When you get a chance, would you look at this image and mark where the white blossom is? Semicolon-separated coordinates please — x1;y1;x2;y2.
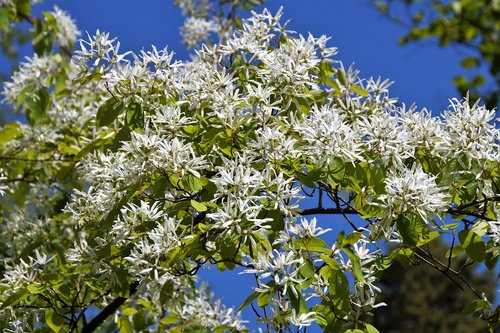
443;95;499;162
48;6;80;48
379;165;450;220
488;217;500;245
180;17;219;48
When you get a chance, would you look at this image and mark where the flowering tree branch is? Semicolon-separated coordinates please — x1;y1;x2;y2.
0;1;498;332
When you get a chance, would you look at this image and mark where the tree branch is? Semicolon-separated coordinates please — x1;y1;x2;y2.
81;281;139;333
447;208;495;221
299;207;357;215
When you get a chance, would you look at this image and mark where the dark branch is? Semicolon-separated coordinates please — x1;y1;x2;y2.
447;208;495;221
81;281;139;333
299;207;357;215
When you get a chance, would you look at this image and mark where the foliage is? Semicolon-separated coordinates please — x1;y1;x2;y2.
0;0;499;332
373;0;500;109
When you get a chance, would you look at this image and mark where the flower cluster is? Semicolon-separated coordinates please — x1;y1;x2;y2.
379;165;450;221
48;6;80;48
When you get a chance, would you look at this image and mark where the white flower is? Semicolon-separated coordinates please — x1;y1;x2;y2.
74;30;129;70
48;6;80;48
399;105;445;154
488;217;500;245
180;17;219;48
289;310;316;328
250;125;299;162
177;283;248;330
242;250;304;296
443;95;499;162
299;104;363;164
360;111;412;166
2;54;61;105
176;0;211;16
379;165;450;220
289;217;331;238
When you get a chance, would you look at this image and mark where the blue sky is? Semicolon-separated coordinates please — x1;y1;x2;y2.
1;0;485;331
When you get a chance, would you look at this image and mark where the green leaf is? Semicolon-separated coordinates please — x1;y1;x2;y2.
463;299;491;315
126;102;144;130
26;88;50;125
351;85;369;96
133;311;147;331
459;229;486;262
445;243;464;259
237;291;259;311
32;29;51;55
16;0;31;18
327;158;346;185
160;315;180;325
484;247;498;271
460;56;479;69
113;267;130;298
328;267;351;315
452;75;468;89
440;223;459;230
472;220;489;237
336;231;361;248
294;236;327;251
0;122;22;144
74;71;101;85
119;316;134;333
397;214;435;247
390;248;414;268
374;254;392;270
122;307;138;316
27;283;46;294
160;280;175;306
96;97;124;127
45;308;64;333
190;200;207;212
337;68;347;86
313;312;328;327
288;287;308;314
320;254;341;271
32;17;52;55
0;288;29;309
344;247;364;284
299;259;315;279
344;330;364;333
112;125;132;151
182;125;199;135
0;8;9;32
319;61;340;92
257;290;272;307
365;323;381;333
471;74;485;87
181;174;206;192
